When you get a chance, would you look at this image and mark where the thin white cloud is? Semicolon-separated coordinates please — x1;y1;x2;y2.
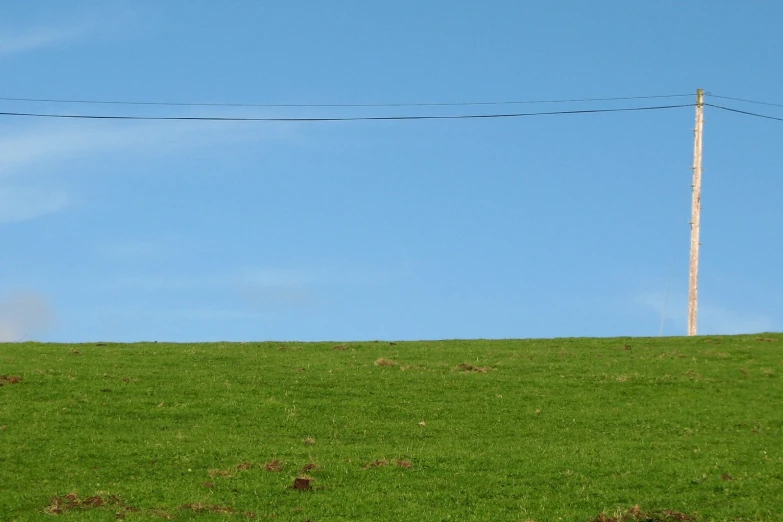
0;119;298;223
108;267;318;293
0;122;214;176
0;123;171;222
699;305;773;335
0;126;112;176
0;185;69;223
0;26;85;56
100;267;316;315
0;119;298;178
99;239;167;260
634;291;773;335
0;3;142;58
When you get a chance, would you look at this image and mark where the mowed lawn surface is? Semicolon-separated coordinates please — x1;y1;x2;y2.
1;335;782;521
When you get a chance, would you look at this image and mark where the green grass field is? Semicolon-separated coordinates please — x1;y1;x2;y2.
1;334;782;521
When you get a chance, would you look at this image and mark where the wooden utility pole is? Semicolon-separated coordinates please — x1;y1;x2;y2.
688;89;705;336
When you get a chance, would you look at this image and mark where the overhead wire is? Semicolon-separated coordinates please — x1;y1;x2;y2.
0;104;693;122
708;94;783;109
0;93;694;108
3;91;781;122
705;103;783;123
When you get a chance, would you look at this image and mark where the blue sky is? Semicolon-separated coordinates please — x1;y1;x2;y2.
0;1;781;342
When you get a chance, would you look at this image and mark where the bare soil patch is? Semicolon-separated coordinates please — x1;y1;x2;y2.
363;459;388;469
209;462;255;478
455;363;490;373
0;375;22;386
264;459;283;472
179;503;256;518
293;477;312;490
590;505;695;521
44;492;134;516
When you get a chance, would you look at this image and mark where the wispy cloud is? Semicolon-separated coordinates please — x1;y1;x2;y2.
0;25;85;56
108;267;318;294
1;117;301;174
0;124;139;223
98;239;168;260
635;291;773;335
0;125;112;176
0;185;69;223
0;3;141;58
0;121;251;176
0;119;297;223
0;291;57;342
699;305;774;335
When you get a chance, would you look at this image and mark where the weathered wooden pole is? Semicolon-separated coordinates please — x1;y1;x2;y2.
688;89;704;336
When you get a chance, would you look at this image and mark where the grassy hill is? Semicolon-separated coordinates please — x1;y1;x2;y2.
1;334;781;521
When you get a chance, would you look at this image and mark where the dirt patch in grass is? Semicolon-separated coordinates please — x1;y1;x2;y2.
209;462;255;478
264;459;283;472
454;363;490;373
179;503;256;518
301;462;320;473
363;459;388;469
293;477;313;490
150;508;176;519
362;459;412;470
374;358;397;367
590;505;695;521
0;375;22;386
44;492;134;516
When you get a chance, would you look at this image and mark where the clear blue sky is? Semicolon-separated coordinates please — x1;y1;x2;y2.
1;1;781;342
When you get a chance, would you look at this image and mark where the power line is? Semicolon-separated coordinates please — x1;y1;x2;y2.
705;103;783;123
709;94;783;109
0;104;693;123
0;93;693;109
